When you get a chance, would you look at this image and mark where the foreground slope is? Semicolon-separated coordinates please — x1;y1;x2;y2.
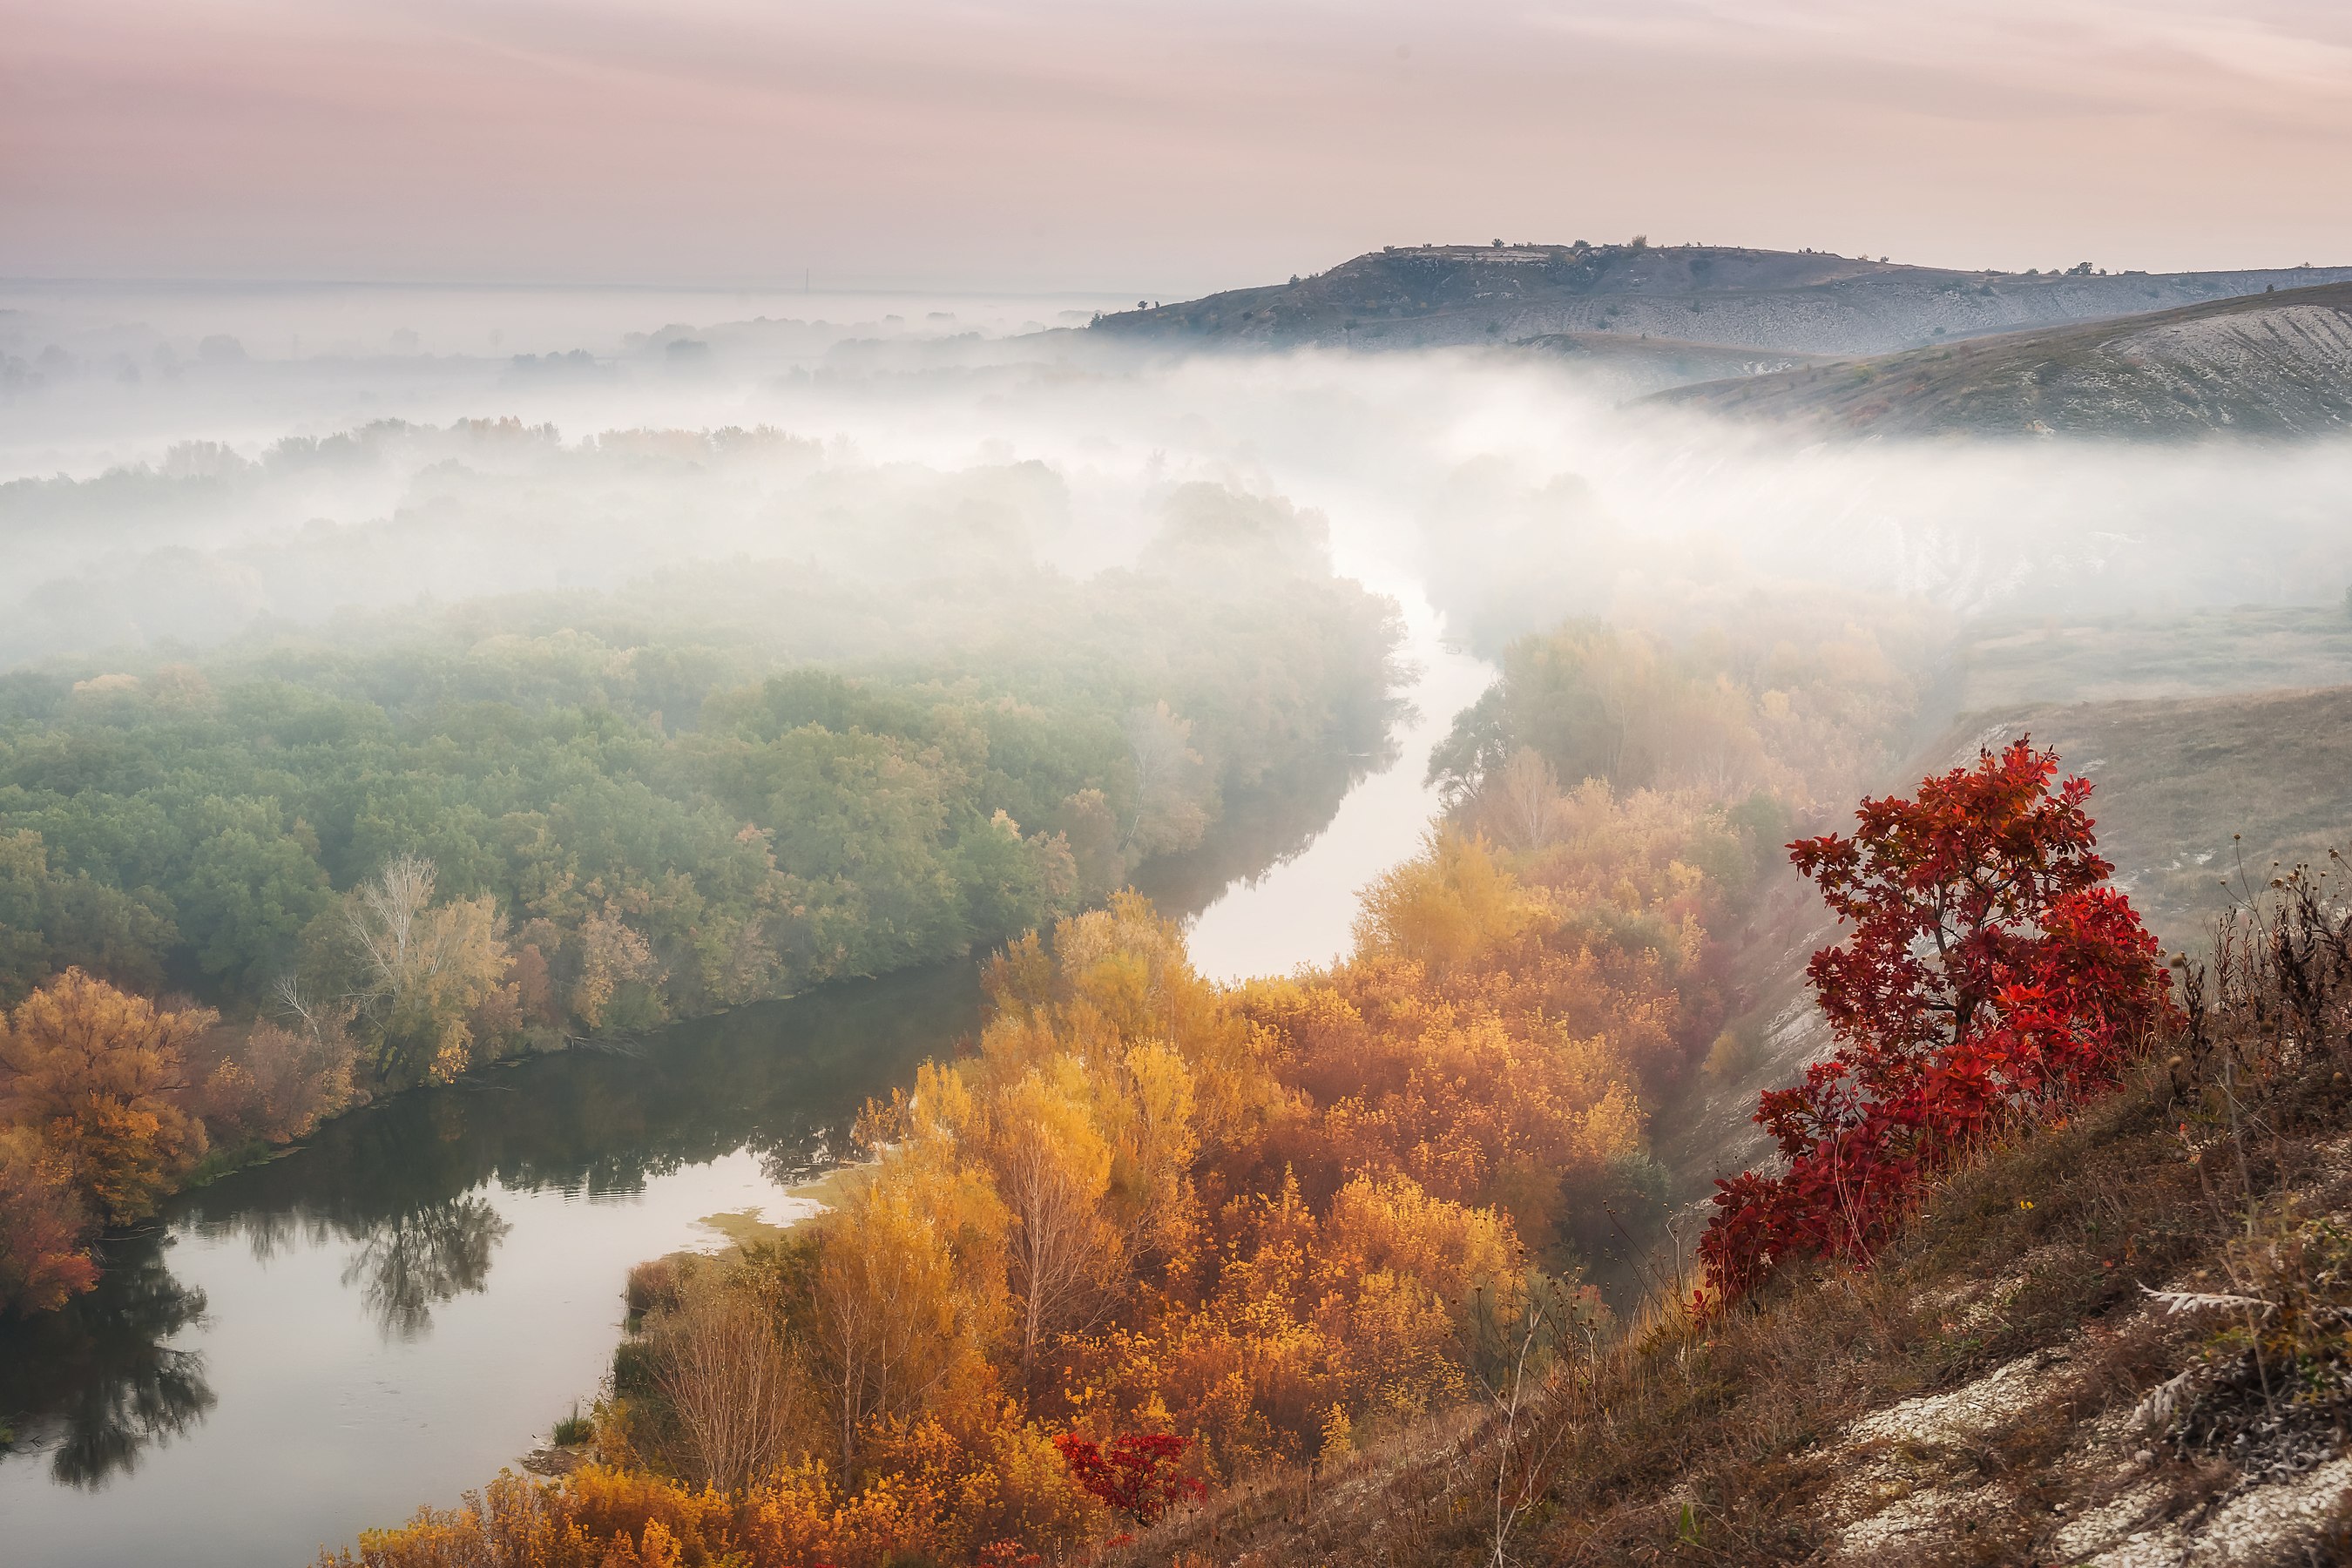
1132;994;2352;1565
1091;243;2352;359
1122;691;2352;1563
1658;282;2352;437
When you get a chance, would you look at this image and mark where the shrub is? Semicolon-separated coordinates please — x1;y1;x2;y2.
1051;1431;1203;1525
1701;740;2177;1295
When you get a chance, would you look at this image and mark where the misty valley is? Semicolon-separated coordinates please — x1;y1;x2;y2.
6;243;2352;1568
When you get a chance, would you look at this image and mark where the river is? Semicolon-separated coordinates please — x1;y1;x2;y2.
0;578;1486;1568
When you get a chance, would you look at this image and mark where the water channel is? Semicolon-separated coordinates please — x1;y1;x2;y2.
0;578;1487;1568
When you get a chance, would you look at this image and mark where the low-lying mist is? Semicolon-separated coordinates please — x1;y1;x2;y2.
7;279;2352;680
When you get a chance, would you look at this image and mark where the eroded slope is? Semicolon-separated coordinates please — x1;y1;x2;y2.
1659;282;2352;437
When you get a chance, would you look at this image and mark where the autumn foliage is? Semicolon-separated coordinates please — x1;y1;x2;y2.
1701;740;2180;1296
326;606;1874;1566
338;810;1742;1564
0;970;222;1314
0;1124;98;1314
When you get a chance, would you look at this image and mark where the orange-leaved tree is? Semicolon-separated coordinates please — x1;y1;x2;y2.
0;968;213;1229
1701;740;2177;1296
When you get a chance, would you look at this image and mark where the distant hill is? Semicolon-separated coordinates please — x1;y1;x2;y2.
1655;280;2352;437
1090;242;2352;358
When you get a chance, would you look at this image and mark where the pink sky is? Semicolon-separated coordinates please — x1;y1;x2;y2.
5;0;2351;293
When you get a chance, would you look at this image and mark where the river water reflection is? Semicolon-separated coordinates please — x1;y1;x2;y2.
0;966;978;1568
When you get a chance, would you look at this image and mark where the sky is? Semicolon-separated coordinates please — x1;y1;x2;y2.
5;0;2352;294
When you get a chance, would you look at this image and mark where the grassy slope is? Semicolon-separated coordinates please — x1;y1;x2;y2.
1656;282;2352;438
1955;606;2352;952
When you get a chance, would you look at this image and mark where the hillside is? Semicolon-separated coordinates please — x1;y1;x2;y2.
1513;331;1834;396
1658;281;2352;438
1089;243;2352;359
1125;680;2352;1567
1132;973;2352;1565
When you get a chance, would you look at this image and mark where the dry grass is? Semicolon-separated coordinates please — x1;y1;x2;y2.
1926;606;2352;953
1958;608;2352;713
1957;685;2352;953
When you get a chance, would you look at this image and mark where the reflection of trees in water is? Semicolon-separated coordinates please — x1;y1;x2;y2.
759;1133;839;1190
2;962;984;1498
173;961;988;1256
341;1197;513;1340
226;1206;336;1264
0;1241;214;1490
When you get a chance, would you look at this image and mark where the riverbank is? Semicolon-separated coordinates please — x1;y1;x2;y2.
0;961;980;1568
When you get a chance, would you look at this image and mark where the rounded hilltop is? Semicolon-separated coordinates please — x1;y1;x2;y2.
1093;240;2352;358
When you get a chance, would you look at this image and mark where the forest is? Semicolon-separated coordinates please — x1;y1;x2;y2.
0;479;1400;1317
3;355;2333;1567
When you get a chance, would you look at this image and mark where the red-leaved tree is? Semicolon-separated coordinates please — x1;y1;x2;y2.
1051;1431;1205;1525
1700;740;2178;1297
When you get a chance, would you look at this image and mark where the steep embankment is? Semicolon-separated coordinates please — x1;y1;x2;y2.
1132;1012;2352;1565
1658;282;2352;437
1091;243;2352;360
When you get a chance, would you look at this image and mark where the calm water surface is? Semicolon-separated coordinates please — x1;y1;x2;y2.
0;593;1485;1568
1184;575;1491;981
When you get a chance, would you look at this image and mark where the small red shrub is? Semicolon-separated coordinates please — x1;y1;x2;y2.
1051;1430;1205;1525
1702;740;2179;1296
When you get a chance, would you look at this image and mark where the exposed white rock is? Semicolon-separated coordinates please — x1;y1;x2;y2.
1848;1352;2058;1449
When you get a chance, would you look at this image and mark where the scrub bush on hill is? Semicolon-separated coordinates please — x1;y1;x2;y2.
1702;740;2179;1296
